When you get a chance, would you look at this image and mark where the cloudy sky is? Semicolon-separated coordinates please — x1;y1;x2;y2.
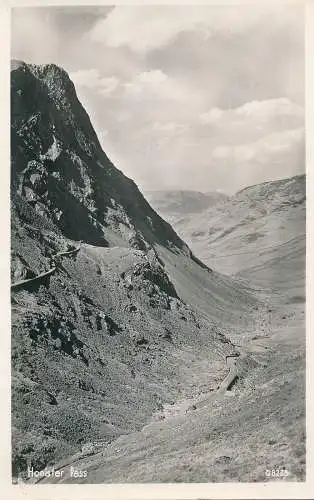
11;4;304;194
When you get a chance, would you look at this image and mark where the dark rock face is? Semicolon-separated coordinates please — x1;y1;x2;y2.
11;62;189;253
130;261;178;299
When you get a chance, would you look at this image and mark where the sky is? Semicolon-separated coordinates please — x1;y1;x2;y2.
11;4;305;194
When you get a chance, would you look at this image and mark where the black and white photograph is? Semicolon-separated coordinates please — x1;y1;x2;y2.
9;1;308;489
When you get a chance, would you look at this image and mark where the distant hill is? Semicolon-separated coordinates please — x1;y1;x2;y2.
154;174;305;299
145;190;228;218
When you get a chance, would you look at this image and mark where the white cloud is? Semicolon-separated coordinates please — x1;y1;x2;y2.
200;108;223;124
257;128;303;157
233;145;256;162
199;98;303;162
98;76;120;95
211;128;303;164
11;8;60;64
152;121;187;133
88;5;301;55
70;68;102;89
70;69;119;96
89;7;209;54
201;98;303;127
138;70;168;85
212;146;230;160
122;69;189;102
235;97;303;120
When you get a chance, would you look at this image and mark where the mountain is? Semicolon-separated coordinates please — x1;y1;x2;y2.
145;190;228;239
152;175;305;300
229;176;305;301
11;61;261;481
11;60;191;254
145;189;228;219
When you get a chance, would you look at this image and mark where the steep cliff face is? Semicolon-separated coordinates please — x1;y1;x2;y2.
11;61;258;480
11;60;189;253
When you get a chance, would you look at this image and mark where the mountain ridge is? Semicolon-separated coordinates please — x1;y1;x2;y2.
149;173;305;282
145;189;228;218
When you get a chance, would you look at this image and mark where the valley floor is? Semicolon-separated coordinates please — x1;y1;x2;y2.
36;293;305;484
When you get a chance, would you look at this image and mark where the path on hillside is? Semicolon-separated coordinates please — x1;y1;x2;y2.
33;351;248;484
11;245;80;291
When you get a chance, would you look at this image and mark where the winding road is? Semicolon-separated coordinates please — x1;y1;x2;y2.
11;245;80;291
31;351;246;484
